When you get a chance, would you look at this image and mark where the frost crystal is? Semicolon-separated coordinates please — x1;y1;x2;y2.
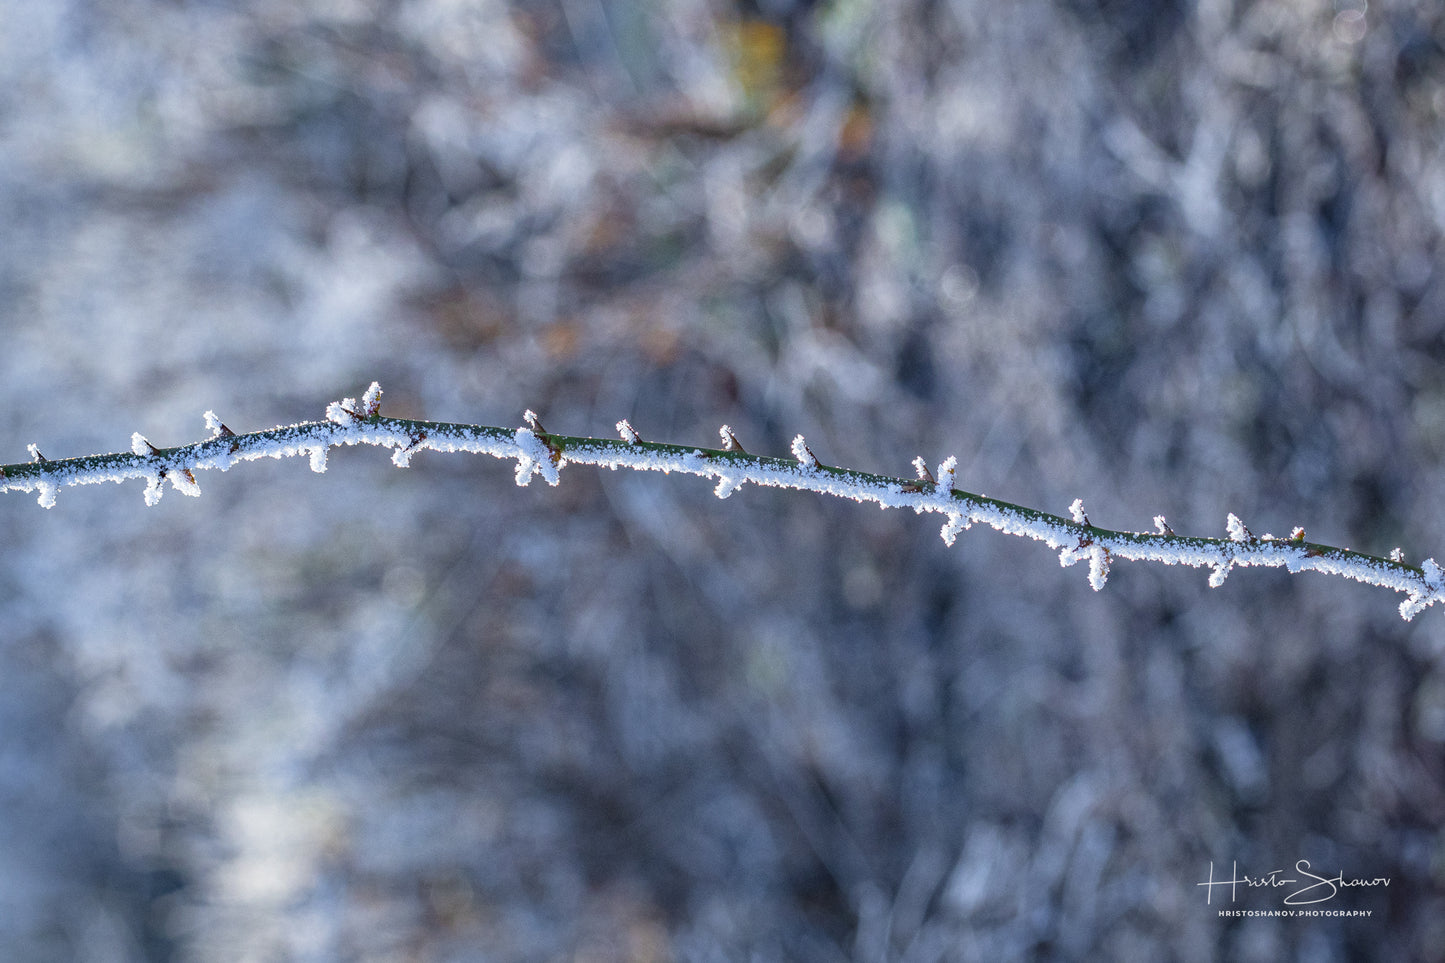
326;399;360;426
309;445;329;473
720;426;743;452
1208;563;1231;587
935;456;957;493
940;513;970;546
912;457;933;482
1087;546;1110;591
27;444;44;462
204;411;226;437
35;481;56;509
132;433;156;456
714;474;744;499
391;446;415;468
170;468;201;497
1226;513;1251;542
1070;498;1088;525
143;474;164;507
616;420;640;444
1153;515;1172;535
361;382;383;417
514;428;560;486
791;435;818;468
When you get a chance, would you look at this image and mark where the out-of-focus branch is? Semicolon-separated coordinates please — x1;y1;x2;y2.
4;383;1440;620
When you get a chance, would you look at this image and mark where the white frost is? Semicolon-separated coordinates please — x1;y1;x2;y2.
309;445;329;474
616;420;640;444
1070;498;1087;525
361;382;383;417
1226;513;1251;542
940;513;970;546
513;428;560;487
935;456;957;493
8;380;1442;621
791;435;818;468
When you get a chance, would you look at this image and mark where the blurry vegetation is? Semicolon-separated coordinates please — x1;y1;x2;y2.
3;0;1445;960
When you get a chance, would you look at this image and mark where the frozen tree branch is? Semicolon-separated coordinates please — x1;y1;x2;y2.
4;384;1441;620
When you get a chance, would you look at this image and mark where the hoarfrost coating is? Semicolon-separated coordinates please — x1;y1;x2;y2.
3;385;1443;620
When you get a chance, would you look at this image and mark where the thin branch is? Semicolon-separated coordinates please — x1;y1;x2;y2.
4;383;1441;620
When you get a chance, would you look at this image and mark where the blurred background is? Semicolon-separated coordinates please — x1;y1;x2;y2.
2;0;1444;959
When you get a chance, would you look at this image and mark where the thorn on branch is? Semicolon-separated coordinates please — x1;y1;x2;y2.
1070;498;1090;527
1391;547;1405;563
27;444;47;463
719;425;745;453
361;382;383;418
1291;527;1307;542
524;409;547;434
791;435;819;469
935;456;958;493
204;411;236;438
1154;515;1174;536
391;432;427;468
940;513;970;546
1226;513;1254;542
616;419;641;444
132;433;161;457
912;457;935;484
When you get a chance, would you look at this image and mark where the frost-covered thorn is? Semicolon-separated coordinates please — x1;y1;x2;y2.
1290;527;1307;543
523;409;547;434
1225;513;1254;542
143;472;165;507
616;419;641;444
361;382;383;418
131;432;161;457
719;425;745;453
203;411;235;438
1087;546;1111;591
912;457;935;484
791;434;819;469
1153;515;1174;536
1208;562;1232;588
326;398;363;425
309;446;329;474
1070;498;1089;527
935;456;958;493
27;444;47;463
170;468;201;497
391;432;427;468
1390;547;1405;563
940;513;970;546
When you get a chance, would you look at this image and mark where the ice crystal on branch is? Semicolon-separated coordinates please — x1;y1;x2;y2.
616;420;640;445
791;435;819;468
